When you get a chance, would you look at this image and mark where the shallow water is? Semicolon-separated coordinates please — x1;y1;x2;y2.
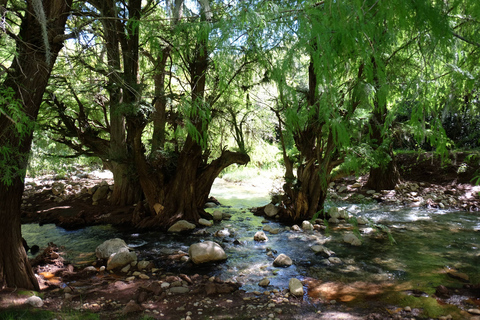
22;179;480;304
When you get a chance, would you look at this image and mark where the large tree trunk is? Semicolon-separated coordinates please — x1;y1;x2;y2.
365;57;400;191
0;0;72;290
365;151;400;191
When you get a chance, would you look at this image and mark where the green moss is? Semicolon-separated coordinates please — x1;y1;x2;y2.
397;294;462;318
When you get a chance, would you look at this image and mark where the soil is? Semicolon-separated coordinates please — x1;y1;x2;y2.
2;152;480;320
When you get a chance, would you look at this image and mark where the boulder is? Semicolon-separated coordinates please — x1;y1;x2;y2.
254;231;268;241
188;241;227;264
289;278;303;296
92;184;110;202
96;238;130;260
264;203;279;217
273;253;292;267
107;250;137;270
343;233;361;246
301;220;314;231
167;220;196;233
212;210;223;221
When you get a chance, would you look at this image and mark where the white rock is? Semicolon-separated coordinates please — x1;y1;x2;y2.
273;253;292;267
25;296;43;308
254;231;268;241
107;250;137;270
343;233;361;246
96;238;130;260
264;203;279;217
212;210;223;221
188;241;227;264
289;278;303;296
198;218;213;227
301;221;314;231
167;220;196;233
215;228;230;238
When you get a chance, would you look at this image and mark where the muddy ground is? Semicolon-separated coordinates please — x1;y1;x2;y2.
2;152;480;320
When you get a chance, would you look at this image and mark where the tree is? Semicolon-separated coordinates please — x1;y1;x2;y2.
43;0;253;228
267;0;454;222
0;0;72;290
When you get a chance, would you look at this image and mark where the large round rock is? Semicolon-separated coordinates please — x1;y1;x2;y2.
96;238;129;260
188;241;227;264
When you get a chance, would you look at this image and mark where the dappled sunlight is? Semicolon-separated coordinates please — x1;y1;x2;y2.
306;278;396;302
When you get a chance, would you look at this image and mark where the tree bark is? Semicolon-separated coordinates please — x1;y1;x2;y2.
365;56;400;190
0;0;72;290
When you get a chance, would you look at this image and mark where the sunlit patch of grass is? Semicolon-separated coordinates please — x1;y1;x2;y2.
0;308;55;320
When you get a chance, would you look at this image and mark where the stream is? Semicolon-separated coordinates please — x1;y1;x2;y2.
22;178;480;314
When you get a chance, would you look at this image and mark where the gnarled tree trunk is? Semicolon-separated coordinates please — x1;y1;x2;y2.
0;0;72;290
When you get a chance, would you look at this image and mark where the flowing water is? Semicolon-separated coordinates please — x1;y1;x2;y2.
22;178;480;312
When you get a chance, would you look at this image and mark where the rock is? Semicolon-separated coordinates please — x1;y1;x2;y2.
263;225;272;233
351;182;362;188
301;220;314;231
121;264;131;273
264;203;279;217
204;202;217;208
328;207;341;219
289;278;303;296
96;238;130;260
137;260;150;271
198;218;213;227
25;296;43;308
259;278;270;287
222;212;232;219
311;245;334;257
212;210;223;221
107;250;137;270
139;274;150;280
123;300;143;314
254;231;268;241
214;228;230;237
273;253;292;267
468;309;480;315
328;217;340;224
188;241;227;264
435;285;449;297
291;225;301;232
167;220;196;233
51;182;65;196
169;286;190;294
404;306;412;312
328;257;342;264
356;216;368;225
447;271;469;282
343;233;361;246
84;266;97;272
92;184;110;202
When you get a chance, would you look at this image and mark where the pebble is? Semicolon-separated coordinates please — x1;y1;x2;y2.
404;306;411;312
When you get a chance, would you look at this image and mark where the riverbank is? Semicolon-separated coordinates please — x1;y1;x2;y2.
2;152;480;320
